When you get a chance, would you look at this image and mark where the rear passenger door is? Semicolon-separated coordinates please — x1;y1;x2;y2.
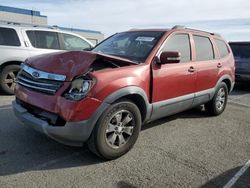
192;34;219;106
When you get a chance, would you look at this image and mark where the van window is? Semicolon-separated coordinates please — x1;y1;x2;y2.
230;43;250;58
162;34;191;63
193;35;214;61
215;39;230;58
62;33;91;50
0;27;20;46
27;31;60;49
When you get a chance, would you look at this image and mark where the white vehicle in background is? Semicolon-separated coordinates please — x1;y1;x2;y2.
0;22;94;94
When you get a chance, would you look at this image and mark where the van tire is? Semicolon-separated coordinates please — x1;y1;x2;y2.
205;82;228;116
0;65;20;95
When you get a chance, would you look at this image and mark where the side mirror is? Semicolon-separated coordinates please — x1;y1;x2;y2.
156;51;181;64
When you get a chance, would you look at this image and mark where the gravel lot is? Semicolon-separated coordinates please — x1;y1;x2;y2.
0;84;249;188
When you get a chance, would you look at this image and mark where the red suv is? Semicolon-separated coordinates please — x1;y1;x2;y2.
13;26;235;159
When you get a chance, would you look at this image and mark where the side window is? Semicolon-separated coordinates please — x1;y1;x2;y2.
193;35;214;61
215;39;230;58
0;27;20;46
230;44;250;58
62;33;91;50
26;31;60;49
162;34;191;63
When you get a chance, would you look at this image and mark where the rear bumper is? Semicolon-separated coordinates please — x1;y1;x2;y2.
12;100;110;146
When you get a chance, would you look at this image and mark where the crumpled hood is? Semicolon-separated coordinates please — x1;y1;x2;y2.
25;51;135;81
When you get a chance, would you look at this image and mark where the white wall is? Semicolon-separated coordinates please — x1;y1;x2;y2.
0;12;47;25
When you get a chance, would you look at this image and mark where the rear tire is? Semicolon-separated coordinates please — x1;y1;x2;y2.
0;65;20;95
205;82;228;116
88;100;141;160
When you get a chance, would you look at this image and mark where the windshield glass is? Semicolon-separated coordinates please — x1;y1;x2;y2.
92;31;165;62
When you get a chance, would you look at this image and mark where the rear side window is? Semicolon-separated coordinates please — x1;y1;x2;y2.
215;39;230;58
62;33;91;50
0;27;20;46
27;31;60;49
193;35;214;61
162;34;191;63
230;43;250;58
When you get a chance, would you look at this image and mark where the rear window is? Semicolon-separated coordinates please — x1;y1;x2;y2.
27;30;60;49
0;27;20;46
215;39;230;58
229;43;250;58
193;35;214;61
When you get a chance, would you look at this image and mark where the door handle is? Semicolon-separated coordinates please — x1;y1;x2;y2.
188;66;195;72
217;63;222;68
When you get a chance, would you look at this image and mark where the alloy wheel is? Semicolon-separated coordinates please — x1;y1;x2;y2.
4;70;18;91
216;88;226;111
105;110;135;149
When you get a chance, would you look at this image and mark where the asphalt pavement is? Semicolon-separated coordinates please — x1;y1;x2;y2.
0;84;249;188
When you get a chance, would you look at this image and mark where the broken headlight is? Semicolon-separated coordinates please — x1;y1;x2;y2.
64;77;94;101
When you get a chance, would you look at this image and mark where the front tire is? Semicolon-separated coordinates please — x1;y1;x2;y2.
205;82;228;116
88;100;141;160
0;65;20;95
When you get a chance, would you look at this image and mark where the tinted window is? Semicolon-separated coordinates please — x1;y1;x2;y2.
27;31;60;49
0;27;20;46
230;43;250;58
62;33;91;50
162;34;191;63
193;35;214;61
92;31;164;62
215;39;230;58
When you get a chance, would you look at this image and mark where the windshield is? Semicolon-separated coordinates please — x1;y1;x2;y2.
92;31;165;62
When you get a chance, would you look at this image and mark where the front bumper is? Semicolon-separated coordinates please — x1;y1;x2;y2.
12;100;110;146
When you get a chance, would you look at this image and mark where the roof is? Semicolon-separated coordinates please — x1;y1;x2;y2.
58;26;102;34
0;21;103;35
0;5;47;18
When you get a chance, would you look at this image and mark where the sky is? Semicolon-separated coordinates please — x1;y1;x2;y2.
0;0;250;41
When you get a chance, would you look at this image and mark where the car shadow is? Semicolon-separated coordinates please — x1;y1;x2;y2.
0;106;208;176
0;83;249;177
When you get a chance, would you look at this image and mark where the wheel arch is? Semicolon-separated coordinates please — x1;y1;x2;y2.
103;86;152;124
0;61;22;72
216;74;234;93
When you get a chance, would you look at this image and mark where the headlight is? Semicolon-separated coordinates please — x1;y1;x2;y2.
63;77;94;101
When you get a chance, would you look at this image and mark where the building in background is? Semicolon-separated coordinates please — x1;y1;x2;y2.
0;5;104;44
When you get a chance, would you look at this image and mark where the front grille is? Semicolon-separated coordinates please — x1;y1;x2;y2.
16;64;65;95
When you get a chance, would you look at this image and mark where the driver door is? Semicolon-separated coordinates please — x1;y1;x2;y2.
151;33;196;120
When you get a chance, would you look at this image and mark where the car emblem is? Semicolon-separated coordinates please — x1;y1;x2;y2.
32;71;40;78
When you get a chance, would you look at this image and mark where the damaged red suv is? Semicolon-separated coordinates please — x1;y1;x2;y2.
13;26;235;159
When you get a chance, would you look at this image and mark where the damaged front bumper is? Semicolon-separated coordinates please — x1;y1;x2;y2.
12;100;110;146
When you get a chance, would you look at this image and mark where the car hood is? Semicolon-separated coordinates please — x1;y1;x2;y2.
25;51;136;81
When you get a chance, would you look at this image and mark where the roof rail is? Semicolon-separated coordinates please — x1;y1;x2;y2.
171;25;185;30
171;25;221;37
185;27;221;37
